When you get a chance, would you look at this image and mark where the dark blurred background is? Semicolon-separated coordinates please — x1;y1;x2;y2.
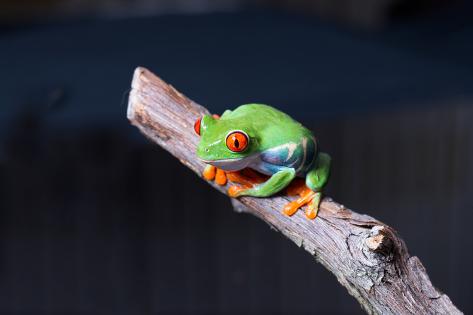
1;0;472;314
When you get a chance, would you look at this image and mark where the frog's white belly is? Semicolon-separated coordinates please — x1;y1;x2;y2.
205;154;259;171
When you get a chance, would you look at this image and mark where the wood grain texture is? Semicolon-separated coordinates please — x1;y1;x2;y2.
127;67;462;315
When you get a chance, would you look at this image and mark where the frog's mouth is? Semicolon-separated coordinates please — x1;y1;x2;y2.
200;156;255;171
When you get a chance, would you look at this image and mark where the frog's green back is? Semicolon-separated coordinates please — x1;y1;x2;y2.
222;104;313;151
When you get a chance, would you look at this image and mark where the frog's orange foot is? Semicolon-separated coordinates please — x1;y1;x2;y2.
284;180;321;219
228;185;248;197
286;178;307;196
226;169;266;186
226;169;268;197
202;165;227;186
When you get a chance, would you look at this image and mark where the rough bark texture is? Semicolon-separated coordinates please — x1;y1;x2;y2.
127;67;462;315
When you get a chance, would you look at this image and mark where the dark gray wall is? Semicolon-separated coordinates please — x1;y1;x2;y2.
0;9;472;314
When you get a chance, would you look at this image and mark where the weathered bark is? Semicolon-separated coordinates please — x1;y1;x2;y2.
127;67;462;315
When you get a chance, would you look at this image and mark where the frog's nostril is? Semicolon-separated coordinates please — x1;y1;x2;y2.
205;148;209;153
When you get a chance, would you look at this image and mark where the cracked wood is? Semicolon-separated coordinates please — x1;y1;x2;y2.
127;67;462;315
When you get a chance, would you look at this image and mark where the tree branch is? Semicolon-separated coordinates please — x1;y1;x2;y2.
127;67;462;315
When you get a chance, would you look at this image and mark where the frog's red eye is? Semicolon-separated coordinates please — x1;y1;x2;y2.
194;117;202;136
226;131;249;152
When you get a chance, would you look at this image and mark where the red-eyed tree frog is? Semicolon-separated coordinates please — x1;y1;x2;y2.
194;104;331;219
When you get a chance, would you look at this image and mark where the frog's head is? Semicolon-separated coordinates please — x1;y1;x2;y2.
194;115;259;171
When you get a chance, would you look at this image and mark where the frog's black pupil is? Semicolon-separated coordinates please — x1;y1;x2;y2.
234;139;240;148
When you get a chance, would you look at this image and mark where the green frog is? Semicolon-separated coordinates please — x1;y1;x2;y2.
194;104;331;219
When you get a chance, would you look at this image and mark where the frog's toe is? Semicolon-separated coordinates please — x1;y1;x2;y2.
283;200;302;216
228;185;248;197
203;165;228;185
203;165;216;180
215;168;227;186
305;192;321;219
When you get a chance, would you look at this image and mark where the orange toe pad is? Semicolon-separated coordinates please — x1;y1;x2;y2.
215;168;227;185
203;165;216;181
228;185;248;197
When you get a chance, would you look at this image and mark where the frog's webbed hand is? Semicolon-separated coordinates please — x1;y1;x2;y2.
228;167;296;198
202;164;227;185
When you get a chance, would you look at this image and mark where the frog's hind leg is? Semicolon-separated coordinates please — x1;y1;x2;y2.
305;152;331;219
283;152;331;219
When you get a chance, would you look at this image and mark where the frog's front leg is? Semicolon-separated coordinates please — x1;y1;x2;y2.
202;164;227;185
228;167;296;198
